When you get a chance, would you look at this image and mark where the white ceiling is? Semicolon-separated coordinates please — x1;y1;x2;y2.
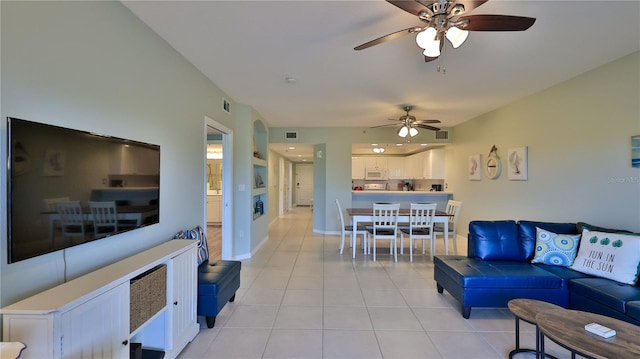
124;1;640;162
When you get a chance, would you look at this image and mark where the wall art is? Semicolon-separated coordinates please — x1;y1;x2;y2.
468;154;481;180
508;146;528;180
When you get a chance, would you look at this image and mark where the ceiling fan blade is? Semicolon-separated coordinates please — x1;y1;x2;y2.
415;124;441;131
461;14;536;31
370;123;400;128
387;0;427;16
452;0;489;13
414;119;441;124
354;27;420;50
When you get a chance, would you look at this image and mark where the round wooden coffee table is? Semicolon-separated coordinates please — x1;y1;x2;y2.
537;309;640;359
508;299;563;359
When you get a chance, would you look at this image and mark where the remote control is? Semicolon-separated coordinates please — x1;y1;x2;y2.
585;322;616;338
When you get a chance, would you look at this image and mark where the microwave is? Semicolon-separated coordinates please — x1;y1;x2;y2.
365;168;388;180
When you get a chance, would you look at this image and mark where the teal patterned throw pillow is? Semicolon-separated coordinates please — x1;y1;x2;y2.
531;227;581;267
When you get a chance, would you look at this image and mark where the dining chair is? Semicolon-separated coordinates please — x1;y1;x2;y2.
43;196;70;212
336;199;368;258
55;201;88;242
433;200;462;255
399;203;437;261
89;201;119;238
367;203;400;262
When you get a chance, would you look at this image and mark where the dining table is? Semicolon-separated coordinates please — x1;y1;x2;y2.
347;207;452;259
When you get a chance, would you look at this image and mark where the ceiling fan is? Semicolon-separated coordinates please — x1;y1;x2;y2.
372;105;441;138
354;0;536;61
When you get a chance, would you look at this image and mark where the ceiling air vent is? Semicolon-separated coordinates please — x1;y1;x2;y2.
435;130;448;140
285;132;298;140
222;98;230;113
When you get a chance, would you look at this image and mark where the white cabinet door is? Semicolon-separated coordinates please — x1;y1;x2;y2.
363;157;387;170
168;248;198;356
406;153;424;179
351;157;365;179
387;157;405;179
60;283;129;359
424;149;445;179
207;196;222;223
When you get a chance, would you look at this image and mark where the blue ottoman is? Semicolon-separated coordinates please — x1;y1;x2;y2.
198;260;241;328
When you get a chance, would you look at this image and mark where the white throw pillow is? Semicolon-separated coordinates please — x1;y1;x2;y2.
571;230;640;285
531;227;581;267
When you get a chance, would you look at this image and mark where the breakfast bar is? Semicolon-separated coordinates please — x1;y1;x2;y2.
352;190;453;211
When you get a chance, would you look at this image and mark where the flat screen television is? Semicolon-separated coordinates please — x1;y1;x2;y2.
6;117;160;263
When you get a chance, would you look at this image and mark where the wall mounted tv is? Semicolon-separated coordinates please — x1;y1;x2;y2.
6;117;160;263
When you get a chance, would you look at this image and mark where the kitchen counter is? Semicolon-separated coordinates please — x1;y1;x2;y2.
352;191;452;211
352;190;452;195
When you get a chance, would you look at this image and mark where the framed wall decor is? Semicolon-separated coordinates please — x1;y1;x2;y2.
468;154;481;180
508;146;528;180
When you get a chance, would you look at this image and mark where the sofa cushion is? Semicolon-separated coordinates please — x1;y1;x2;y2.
531;227;581;267
517;221;578;260
434;256;562;289
625;301;640;322
569;277;640;314
577;222;633;234
571;230;640;285
469;220;525;261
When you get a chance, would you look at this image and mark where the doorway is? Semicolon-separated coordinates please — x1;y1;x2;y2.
205;117;232;261
295;164;314;207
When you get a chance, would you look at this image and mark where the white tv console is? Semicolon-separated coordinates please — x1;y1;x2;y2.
1;240;199;359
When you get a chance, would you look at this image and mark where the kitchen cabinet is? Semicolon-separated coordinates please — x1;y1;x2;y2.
351;157;365;179
424;149;445;179
405;152;424;179
207;195;222;223
364;156;388;169
387;157;405;179
1;240;199;359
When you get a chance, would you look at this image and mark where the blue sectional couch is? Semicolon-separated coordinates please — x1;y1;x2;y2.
434;220;640;324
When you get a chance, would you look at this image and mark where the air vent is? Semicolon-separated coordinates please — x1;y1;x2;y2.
435;130;448;140
222;99;230;113
285;132;298;140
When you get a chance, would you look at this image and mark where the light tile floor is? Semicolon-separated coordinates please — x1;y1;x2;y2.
179;208;581;359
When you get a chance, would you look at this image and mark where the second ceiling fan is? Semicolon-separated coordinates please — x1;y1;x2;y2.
372;105;440;138
355;0;536;61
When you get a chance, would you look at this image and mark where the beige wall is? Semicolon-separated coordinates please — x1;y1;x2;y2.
447;51;640;236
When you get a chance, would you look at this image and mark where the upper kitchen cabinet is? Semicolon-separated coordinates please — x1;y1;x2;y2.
364;156;388;169
405;152;424;180
423;149;445;179
387;157;405;179
111;144;160;175
352;157;365;180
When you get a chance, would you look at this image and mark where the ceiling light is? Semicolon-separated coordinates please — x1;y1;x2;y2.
397;126;409;138
372;147;385;153
396;143;404;147
409;127;419;137
371;143;378;146
445;26;468;48
288;146;295;150
420;143;428;146
415;27;437;49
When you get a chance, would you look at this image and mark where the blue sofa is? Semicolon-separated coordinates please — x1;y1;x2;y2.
433;220;640;324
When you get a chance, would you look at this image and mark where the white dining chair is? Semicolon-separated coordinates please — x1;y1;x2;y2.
399;203;437;261
55;201;88;242
433;200;462;255
89;201;119;238
367;203;400;262
336;199;368;258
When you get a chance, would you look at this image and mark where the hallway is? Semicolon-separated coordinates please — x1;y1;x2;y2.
180;208;573;359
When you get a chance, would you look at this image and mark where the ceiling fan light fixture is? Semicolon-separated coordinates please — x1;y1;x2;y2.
372;147;385;153
409;127;419;137
415;27;438;49
397;126;409;138
446;26;469;48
